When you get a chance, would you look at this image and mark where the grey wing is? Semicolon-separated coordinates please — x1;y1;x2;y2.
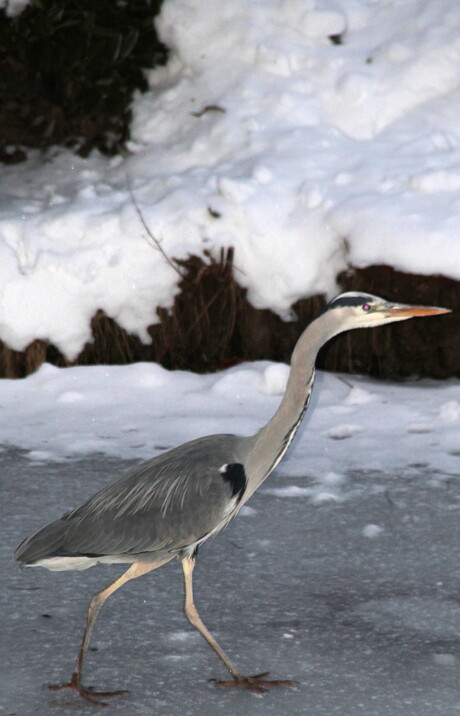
21;434;249;562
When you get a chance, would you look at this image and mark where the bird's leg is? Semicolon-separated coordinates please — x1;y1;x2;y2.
182;555;243;680
50;560;162;707
181;556;295;694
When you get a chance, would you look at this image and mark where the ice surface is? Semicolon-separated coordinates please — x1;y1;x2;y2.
350;597;460;640
1;0;460;357
3;450;460;715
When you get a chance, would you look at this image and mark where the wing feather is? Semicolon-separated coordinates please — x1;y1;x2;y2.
57;434;249;558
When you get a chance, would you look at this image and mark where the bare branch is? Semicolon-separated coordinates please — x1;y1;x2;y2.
125;171;184;280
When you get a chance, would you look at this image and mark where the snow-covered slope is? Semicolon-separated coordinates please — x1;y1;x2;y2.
1;0;460;358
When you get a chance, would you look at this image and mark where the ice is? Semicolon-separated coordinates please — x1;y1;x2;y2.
433;654;457;666
4;450;460;715
349;597;460;640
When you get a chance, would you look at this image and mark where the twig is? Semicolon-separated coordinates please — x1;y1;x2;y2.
125;170;184;280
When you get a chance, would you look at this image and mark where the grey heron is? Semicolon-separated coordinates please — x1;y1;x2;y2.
14;292;450;705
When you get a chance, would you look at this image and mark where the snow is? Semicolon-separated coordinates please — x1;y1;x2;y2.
0;0;29;16
1;0;460;357
1;361;459;496
362;523;384;539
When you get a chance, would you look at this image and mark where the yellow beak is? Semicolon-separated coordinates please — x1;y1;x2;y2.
388;305;451;318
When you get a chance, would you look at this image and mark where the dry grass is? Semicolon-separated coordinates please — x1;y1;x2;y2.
1;256;458;379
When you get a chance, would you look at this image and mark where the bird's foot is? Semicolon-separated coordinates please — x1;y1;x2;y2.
213;671;296;694
49;672;128;707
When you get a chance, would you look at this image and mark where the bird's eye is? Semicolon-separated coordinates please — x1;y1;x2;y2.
362;304;371;311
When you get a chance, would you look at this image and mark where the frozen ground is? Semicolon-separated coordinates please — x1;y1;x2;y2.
3;451;460;716
1;361;460;478
1;0;460;358
1;361;460;714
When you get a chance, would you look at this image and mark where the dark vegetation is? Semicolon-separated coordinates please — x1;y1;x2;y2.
1;251;457;379
0;0;167;162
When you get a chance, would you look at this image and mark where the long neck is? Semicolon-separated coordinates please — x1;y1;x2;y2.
243;310;340;500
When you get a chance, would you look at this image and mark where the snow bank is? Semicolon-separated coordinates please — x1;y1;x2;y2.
1;0;460;358
2;362;459;488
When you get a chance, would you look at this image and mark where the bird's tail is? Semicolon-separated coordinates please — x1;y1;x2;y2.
14;518;67;565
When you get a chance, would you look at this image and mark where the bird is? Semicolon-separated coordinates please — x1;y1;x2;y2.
14;291;450;705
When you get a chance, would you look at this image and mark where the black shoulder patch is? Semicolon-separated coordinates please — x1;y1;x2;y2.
221;463;246;500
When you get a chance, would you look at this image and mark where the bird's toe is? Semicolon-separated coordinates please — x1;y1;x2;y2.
213;671;296;693
49;673;128;707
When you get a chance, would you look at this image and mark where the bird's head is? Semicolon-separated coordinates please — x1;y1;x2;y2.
318;291;451;334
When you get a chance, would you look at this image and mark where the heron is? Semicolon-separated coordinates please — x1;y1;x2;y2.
14;292;449;705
